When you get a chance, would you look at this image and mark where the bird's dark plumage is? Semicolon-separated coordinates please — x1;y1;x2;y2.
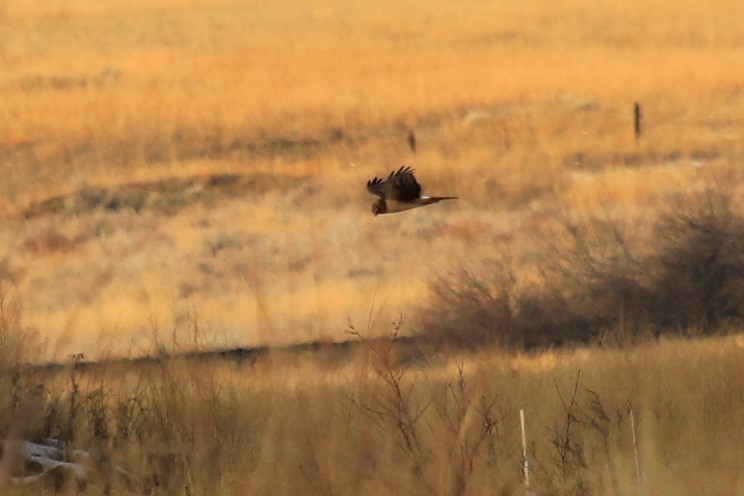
365;166;457;216
366;166;422;202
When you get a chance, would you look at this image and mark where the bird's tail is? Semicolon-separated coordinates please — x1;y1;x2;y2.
421;196;458;205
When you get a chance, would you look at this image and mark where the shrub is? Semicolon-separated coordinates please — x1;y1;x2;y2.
649;189;744;329
418;264;517;349
418;188;744;349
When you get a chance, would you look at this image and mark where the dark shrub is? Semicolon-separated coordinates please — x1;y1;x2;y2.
649;189;744;329
418;265;516;349
418;188;744;349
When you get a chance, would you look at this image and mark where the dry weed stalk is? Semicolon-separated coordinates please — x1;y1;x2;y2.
348;316;429;464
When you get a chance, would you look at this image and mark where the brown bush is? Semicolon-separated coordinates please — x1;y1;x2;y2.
649;189;744;329
419;188;744;349
418;264;517;349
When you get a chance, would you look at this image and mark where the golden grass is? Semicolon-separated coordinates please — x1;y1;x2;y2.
2;0;744;359
4;332;740;495
4;0;744;166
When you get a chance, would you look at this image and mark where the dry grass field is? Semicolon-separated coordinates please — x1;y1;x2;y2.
0;331;742;495
1;0;744;493
3;0;744;358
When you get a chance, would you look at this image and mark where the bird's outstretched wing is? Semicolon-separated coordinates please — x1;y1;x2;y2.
366;166;422;202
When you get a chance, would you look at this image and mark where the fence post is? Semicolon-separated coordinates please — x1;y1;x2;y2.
520;409;531;490
634;102;642;141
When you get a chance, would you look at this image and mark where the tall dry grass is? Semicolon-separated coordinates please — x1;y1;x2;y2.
1;324;742;495
3;0;744;358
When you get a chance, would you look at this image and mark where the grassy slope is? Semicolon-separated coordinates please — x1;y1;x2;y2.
3;0;744;359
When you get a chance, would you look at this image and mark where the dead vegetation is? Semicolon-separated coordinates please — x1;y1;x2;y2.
0;271;741;495
0;320;741;495
420;187;744;349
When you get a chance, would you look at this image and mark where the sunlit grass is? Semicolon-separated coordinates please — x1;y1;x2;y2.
2;0;744;359
4;330;741;494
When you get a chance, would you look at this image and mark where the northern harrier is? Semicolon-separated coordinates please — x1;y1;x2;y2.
366;166;458;216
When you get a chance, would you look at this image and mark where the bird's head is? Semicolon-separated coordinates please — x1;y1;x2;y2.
371;199;387;216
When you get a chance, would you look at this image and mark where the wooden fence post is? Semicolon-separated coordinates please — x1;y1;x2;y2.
634;102;642;141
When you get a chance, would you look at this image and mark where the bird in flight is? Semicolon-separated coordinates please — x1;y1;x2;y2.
366;166;458;216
